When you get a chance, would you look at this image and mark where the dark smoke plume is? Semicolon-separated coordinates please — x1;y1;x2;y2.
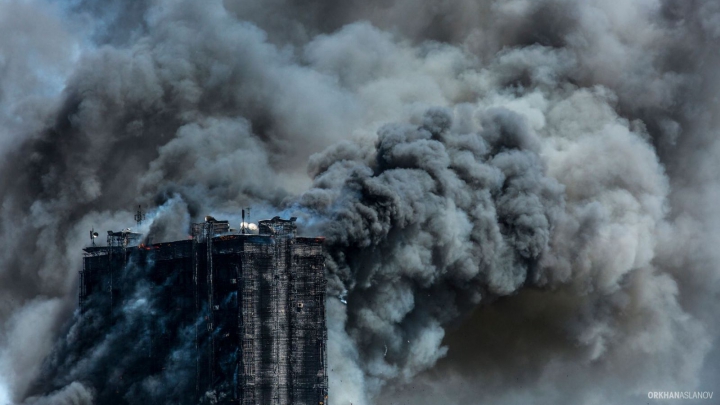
296;107;565;395
0;0;719;404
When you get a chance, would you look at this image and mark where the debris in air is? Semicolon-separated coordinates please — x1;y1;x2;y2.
339;289;348;305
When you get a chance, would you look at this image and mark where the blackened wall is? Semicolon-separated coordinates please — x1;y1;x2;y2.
80;222;327;405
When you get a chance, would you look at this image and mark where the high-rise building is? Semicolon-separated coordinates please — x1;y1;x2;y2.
80;216;328;405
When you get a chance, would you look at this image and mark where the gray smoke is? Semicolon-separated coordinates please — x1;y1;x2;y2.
296;106;566;396
0;0;719;404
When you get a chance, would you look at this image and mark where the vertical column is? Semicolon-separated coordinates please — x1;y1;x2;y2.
192;226;201;399
191;223;210;400
274;237;290;405
240;240;269;405
108;236;113;315
206;223;215;390
316;249;328;405
289;241;327;405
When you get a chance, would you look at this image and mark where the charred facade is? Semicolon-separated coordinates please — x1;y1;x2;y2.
80;217;328;405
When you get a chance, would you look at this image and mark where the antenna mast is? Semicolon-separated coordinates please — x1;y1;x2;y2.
134;205;145;228
89;228;99;246
241;207;251;234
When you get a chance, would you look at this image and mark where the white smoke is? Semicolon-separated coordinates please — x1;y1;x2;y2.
0;381;10;405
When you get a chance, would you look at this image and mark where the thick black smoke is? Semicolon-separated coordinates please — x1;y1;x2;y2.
295;107;565;395
1;0;719;404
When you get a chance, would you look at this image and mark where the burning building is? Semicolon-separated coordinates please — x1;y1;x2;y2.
79;216;328;405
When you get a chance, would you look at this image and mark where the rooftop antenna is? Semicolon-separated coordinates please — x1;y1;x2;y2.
240;207;251;234
90;228;99;246
134;205;145;228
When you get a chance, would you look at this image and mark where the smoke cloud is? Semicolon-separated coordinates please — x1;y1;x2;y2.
0;0;719;404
